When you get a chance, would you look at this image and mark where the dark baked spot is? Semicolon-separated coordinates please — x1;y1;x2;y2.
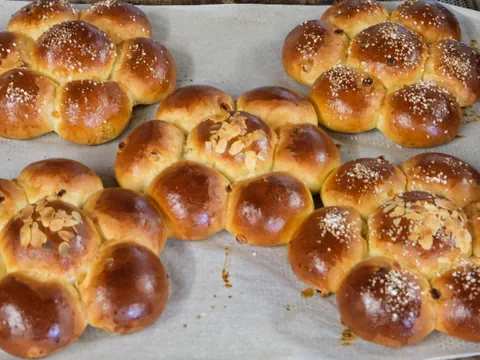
335;29;344;34
431;288;441;300
57;189;66;197
363;77;373;86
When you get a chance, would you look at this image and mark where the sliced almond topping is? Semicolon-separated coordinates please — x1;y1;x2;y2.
20;205;34;219
71;211;82;223
245;151;257;171
63;218;80;227
41;207;55;227
35;200;47;212
31;227;47;248
58;242;70;257
229;140;244;155
20;224;31;247
22;218;33;225
59;230;75;242
393;218;401;226
215;139;228;154
50;218;65;232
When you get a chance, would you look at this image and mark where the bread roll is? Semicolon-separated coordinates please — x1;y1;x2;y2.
226;172;314;246
378;81;461;148
79;241;169;334
32;20;116;83
272;123;340;193
185;111;277;182
368;191;471;278
288;206;367;296
282;20;349;86
7;0;78;41
147;161;229;240
310;65;385;133
321;157;406;219
110;38;176;105
423;39;479;107
115;120;185;192
236;86;317;130
346;22;428;90
156;85;234;133
0;32;34;75
80;0;152;44
0;199;101;280
0;179;27;232
83;188;168;255
0;271;86;358
321;0;389;38
390;0;461;44
0;69;56;140
336;257;435;347
16;158;103;207
54;79;132;145
431;258;480;342
464;202;480;257
401;152;480;207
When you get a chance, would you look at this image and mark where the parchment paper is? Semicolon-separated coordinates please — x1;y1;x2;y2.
1;1;480;359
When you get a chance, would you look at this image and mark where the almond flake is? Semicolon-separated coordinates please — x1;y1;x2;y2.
20;205;34;219
71;211;82;223
229;140;245;155
20;224;31;247
41;207;55;227
58;242;70;257
64;218;80;227
59;230;75;242
50;218;65;232
30;227;47;248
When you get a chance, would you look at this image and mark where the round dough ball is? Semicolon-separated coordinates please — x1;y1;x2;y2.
226;172;314;247
147;161;229;241
0;68;56;140
0;199;101;280
464;202;480;257
0;179;27;232
346;22;428;90
54;79;133;145
83;188;168;255
321;157;406;219
321;0;389;38
0;271;86;358
401;152;480;207
115;120;185;192
79;241;169;334
7;0;78;41
368;191;472;278
378;81;461;148
0;31;34;75
110;38;176;105
288;206;367;296
336;257;435;347
310;65;385;133
32;20;116;83
16;158;103;207
423;39;480;107
80;0;152;44
272;123;340;193
156;85;234;134
236;86;317;130
390;0;461;44
185;111;277;182
282;20;349;86
431;258;480;342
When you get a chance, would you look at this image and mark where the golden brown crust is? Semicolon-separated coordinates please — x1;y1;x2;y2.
0;271;86;359
282;20;349;86
0;32;34;75
0;179;27;232
83;188;168;255
147;161;229;241
423;39;480;107
346;22;428;90
80;0;152;44
272;123;340;193
226;172;314;247
79;241;168;334
185;111;277;182
32;20;116;83
378;81;462;148
7;0;78;41
464;202;480;257
321;157;406;219
401;152;480;207
288;206;367;295
54;79;133;145
16;158;104;207
110;38;176;105
0;199;101;281
321;0;389;38
0;69;56;140
155;85;234;134
336;257;435;347
115;120;185;192
310;65;385;133
390;0;461;44
236;86;317;130
368;191;472;278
